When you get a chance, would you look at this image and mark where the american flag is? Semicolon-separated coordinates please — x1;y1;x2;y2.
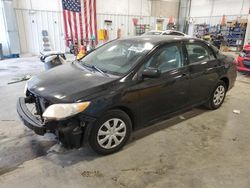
62;0;98;46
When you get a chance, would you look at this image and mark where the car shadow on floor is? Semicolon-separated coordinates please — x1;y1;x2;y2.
129;107;207;143
45;107;207;167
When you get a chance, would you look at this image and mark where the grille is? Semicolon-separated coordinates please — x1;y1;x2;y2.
243;60;250;69
27;90;50;121
35;97;42;115
34;96;51;122
38;97;50;112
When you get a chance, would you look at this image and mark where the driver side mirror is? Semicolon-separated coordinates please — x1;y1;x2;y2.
142;67;161;78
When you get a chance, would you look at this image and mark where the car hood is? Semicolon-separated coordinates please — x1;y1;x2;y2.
27;62;118;103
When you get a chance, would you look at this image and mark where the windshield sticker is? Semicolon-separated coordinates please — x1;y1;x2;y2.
128;46;145;53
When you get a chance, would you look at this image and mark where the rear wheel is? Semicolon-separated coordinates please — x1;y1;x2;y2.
205;81;226;110
89;110;132;155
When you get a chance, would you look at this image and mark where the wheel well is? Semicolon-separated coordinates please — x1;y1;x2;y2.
220;77;229;90
112;106;135;130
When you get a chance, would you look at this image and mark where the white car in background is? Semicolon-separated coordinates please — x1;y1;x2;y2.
144;30;190;37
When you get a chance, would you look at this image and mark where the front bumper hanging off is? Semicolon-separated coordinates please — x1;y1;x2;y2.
17;97;46;135
17;97;96;148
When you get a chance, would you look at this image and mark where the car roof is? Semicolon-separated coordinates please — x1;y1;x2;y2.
163;30;184;34
146;30;163;33
146;30;185;34
118;35;199;46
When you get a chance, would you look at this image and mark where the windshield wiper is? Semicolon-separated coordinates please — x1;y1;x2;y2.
92;65;109;77
82;63;109;77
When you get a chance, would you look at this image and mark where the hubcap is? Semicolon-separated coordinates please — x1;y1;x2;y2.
97;118;126;149
213;85;225;106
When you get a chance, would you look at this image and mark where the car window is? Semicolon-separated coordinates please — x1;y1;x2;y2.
162;32;170;35
169;32;184;36
145;44;183;73
144;31;162;35
186;43;215;64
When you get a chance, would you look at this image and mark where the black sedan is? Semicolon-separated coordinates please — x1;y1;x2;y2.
17;36;237;155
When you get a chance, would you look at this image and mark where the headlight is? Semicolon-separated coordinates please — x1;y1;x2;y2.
42;102;90;120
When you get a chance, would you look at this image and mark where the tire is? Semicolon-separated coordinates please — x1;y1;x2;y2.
205;81;227;110
89;109;132;155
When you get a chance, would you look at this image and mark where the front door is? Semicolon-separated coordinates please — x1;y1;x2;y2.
137;43;190;124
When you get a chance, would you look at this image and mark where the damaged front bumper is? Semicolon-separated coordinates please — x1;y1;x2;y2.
17;97;96;148
17;97;46;135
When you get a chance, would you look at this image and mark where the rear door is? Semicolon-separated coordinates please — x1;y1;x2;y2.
184;41;220;104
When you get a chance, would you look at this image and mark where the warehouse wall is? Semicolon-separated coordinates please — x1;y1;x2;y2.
11;0;180;55
13;0;151;15
151;0;179;18
0;0;21;56
13;0;64;54
96;0;153;40
187;0;250;36
13;0;60;11
15;9;65;55
97;0;151;16
12;0;156;55
0;1;8;55
190;0;249;18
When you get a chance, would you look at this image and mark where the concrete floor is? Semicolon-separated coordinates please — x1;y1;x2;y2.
0;55;250;188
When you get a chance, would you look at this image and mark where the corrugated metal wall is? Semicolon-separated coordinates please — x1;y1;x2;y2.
0;1;9;55
96;13;164;39
15;8;168;55
15;9;65;55
0;0;20;56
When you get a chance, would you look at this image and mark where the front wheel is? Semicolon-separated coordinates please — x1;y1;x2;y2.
89;110;132;155
205;81;227;110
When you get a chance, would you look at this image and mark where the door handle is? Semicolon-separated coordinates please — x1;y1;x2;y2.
204;67;213;73
181;73;189;79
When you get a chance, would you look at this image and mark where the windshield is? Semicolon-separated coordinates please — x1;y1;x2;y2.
80;40;154;76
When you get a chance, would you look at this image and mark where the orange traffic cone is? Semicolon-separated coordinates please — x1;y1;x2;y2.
77;45;86;60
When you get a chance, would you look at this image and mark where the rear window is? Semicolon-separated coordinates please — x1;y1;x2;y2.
167;32;184;36
144;31;162;35
186;43;215;64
